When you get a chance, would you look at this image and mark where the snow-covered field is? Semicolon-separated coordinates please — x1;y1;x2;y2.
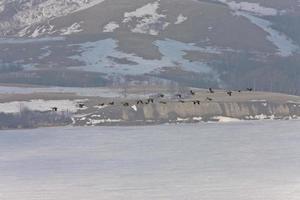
1;120;300;200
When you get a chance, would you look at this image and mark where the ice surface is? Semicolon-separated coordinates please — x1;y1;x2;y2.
1;120;300;199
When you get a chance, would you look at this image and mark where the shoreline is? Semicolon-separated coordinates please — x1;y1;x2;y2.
0;115;299;131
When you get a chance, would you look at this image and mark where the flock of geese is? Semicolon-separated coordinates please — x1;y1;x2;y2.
51;88;254;112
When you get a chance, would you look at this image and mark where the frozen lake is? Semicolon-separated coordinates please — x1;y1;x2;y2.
1;120;300;200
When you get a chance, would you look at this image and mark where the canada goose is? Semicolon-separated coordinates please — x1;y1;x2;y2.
78;103;85;108
206;97;213;101
247;88;253;92
98;103;105;106
190;90;195;95
147;98;154;103
158;94;165;98
175;94;182;99
123;102;129;106
227;91;233;96
51;107;58;112
209;88;214;93
137;100;144;104
193;100;200;105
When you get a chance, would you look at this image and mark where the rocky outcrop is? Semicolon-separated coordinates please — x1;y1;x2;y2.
73;100;300;126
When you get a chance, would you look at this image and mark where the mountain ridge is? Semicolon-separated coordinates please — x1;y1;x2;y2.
0;0;300;95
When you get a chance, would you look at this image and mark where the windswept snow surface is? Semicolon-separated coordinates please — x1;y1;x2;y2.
1;121;300;199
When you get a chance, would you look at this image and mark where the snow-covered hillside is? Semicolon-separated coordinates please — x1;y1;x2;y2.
0;0;105;36
0;0;299;94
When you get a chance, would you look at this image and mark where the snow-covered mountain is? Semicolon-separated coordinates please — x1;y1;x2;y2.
0;0;106;36
0;0;300;94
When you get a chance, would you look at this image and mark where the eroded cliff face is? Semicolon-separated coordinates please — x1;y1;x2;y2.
73;100;300;126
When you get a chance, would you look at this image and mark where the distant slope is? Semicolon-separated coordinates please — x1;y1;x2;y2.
0;0;299;94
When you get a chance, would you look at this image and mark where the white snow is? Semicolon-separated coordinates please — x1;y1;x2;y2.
103;21;120;32
86;118;122;125
246;114;276;120
60;22;83;35
0;99;84;114
176;117;189;122
218;0;278;16
250;99;267;102
212;116;241;122
94;105;107;109
193;116;203;121
31;26;48;38
1;121;300;199
0;5;4;13
91;114;102;118
174;14;188;25
123;1;169;35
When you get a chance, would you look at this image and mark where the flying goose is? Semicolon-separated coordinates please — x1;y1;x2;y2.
227;91;233;96
137;100;144;105
193;100;200;105
78;103;85;108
